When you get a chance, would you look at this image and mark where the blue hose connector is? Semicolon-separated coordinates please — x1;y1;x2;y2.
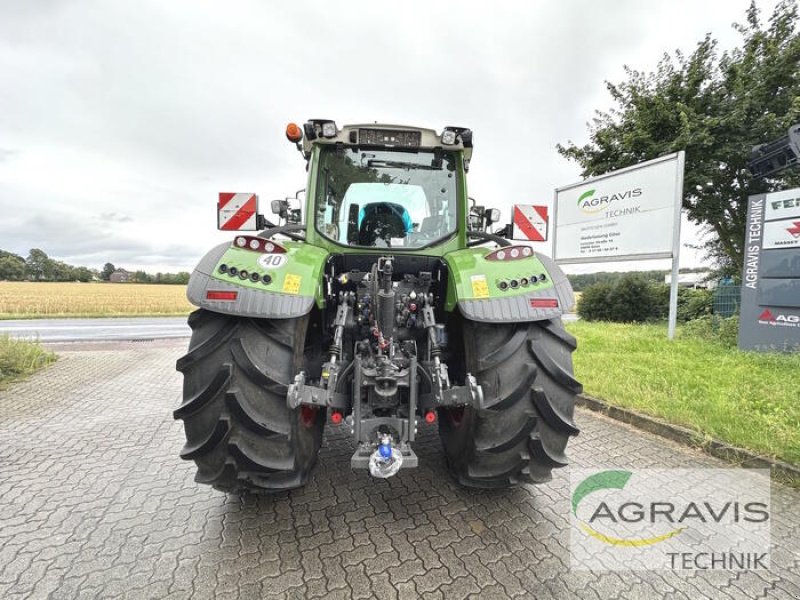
378;442;392;460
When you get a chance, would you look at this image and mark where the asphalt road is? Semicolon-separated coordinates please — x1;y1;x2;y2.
0;314;578;343
0;317;190;342
0;339;797;599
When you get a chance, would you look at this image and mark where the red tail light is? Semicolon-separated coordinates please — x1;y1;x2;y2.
206;291;238;301
485;245;534;261
530;298;558;309
232;236;287;253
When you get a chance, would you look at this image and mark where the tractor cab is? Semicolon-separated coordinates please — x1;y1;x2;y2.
294;121;475;252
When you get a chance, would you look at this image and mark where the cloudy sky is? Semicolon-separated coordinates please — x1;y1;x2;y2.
0;0;778;273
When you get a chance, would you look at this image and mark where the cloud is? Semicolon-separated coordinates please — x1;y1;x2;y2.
99;212;133;223
0;148;18;163
0;0;773;272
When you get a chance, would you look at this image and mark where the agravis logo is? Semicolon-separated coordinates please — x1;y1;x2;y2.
572;470;684;547
569;469;771;571
577;188;642;214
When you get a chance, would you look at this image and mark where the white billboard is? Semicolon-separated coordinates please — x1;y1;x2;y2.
762;188;800;250
553;152;684;263
764;188;800;222
763;217;800;250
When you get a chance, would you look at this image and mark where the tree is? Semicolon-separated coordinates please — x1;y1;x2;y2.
72;267;93;282
0;255;25;280
558;1;800;275
25;248;51;281
132;270;152;283
101;262;116;281
0;250;24;262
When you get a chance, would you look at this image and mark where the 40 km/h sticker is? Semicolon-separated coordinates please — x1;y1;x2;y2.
257;254;287;269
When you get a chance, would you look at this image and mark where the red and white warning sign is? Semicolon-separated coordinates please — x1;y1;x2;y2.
218;193;258;231
513;205;548;242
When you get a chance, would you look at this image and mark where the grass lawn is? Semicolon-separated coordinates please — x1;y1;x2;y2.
0;335;56;389
0;282;193;319
566;321;800;465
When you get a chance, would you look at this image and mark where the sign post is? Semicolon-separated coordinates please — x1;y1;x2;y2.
553;152;685;338
667;152;685;340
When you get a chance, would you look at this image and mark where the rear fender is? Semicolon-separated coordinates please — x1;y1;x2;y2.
186;239;328;319
443;247;574;322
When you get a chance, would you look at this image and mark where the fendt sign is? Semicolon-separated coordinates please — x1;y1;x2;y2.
739;188;800;351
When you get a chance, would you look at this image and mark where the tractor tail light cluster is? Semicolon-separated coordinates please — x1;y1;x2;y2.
485;245;534;261
206;291;238;301
232;236;287;254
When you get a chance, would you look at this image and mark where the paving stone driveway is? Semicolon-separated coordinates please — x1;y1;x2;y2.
1;339;798;599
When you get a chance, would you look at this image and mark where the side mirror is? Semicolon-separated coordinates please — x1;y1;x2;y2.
468;204;485;232
271;198;302;224
271;199;287;216
287;197;302;224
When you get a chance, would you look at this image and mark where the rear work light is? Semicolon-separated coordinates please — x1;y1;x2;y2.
485;245;534;261
206;291;238;301
321;121;337;138
232;236;287;254
442;126;473;148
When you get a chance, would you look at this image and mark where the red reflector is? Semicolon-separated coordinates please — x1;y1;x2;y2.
206;291;238;301
231;235;287;253
485;245;534;261
331;411;343;424
424;411;436;424
530;298;558;309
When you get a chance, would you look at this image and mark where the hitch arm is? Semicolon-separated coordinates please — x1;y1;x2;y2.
419;296;483;410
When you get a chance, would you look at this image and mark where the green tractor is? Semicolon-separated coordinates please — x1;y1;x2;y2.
175;120;581;492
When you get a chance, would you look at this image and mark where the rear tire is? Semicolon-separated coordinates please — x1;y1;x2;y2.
174;309;325;493
439;319;581;488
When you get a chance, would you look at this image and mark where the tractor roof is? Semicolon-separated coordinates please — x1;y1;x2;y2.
298;120;473;163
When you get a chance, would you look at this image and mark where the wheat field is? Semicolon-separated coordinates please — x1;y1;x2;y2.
0;282;193;319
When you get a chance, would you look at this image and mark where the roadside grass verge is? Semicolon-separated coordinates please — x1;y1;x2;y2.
0;282;193;319
0;335;56;389
566;321;800;465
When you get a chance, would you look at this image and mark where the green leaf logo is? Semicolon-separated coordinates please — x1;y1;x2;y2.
572;470;631;515
577;189;596;206
572;470;686;547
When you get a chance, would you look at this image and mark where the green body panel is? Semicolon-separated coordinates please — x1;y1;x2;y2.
209;241;329;307
443;248;555;312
